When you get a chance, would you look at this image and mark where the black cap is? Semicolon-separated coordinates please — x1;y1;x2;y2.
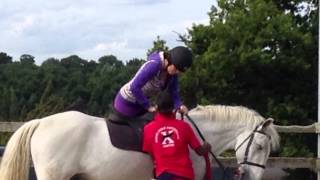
156;91;174;114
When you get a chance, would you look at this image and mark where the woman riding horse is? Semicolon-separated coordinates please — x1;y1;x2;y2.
113;46;192;118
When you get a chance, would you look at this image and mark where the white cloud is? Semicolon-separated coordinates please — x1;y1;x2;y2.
94;41;128;51
12;15;36;34
0;0;216;64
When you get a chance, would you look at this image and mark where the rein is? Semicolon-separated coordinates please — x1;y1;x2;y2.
185;114;228;179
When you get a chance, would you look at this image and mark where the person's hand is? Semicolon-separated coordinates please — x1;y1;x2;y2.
195;141;212;155
179;105;189;114
203;142;212;152
147;106;157;113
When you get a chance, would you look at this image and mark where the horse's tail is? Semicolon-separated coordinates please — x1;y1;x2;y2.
0;119;40;180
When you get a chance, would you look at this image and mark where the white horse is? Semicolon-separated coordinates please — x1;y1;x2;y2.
0;105;280;180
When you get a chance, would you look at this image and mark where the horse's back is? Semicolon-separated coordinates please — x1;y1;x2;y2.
37;111;103;128
30;111;110;179
31;110;107;155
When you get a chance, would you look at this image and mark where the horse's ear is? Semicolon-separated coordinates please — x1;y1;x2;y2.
262;118;274;129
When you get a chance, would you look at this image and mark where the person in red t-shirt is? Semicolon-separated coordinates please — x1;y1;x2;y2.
143;91;211;180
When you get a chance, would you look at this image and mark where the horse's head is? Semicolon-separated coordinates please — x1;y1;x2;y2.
235;118;276;180
188;105;280;180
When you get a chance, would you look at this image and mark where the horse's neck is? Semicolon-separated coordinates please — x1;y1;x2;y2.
207;125;244;155
189;114;246;155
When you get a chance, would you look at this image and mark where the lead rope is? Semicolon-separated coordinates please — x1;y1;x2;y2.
179;113;211;180
184;114;228;180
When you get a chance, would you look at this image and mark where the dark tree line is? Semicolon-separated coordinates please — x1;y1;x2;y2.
0;53;145;121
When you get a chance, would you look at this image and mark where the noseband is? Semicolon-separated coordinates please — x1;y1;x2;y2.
235;123;271;169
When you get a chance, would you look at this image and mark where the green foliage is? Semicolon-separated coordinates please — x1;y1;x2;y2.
20;54;35;65
0;52;12;64
0;53;142;121
147;36;169;56
182;0;318;158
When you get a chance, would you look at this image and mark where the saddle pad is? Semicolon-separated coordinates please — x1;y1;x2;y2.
106;120;142;152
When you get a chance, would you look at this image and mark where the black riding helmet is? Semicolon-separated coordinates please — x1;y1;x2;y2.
168;46;193;72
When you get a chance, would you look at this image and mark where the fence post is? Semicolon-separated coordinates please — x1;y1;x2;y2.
317;15;320;179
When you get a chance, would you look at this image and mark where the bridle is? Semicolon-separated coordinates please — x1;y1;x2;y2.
235;123;271;169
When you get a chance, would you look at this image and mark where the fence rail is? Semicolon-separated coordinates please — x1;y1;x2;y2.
212;157;320;170
1;121;319;170
0;122;24;132
274;123;320;133
1;122;320;133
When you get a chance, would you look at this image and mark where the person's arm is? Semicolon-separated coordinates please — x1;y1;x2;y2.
130;60;161;109
187;124;212;156
167;75;182;110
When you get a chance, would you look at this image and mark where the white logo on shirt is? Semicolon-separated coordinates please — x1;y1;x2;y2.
161;130;174;147
155;126;180;148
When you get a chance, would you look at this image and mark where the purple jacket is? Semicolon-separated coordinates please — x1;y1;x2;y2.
119;51;182;110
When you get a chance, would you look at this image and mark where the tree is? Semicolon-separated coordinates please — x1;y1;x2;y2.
61;55;87;69
8;88;19;120
98;55;123;68
147;36;169;56
26;80;65;119
183;0;318;158
41;57;60;66
0;52;12;64
20;54;35;65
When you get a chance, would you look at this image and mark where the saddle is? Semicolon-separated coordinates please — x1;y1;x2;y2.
106;111;154;152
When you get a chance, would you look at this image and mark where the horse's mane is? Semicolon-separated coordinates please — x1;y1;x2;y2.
190;105;280;151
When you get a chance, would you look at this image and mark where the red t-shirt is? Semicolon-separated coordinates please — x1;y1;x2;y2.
143;113;201;180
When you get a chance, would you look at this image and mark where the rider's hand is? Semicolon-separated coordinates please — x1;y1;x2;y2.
147;106;157;113
179;105;189;114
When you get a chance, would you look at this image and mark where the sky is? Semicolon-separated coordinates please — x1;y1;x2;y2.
0;0;217;64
